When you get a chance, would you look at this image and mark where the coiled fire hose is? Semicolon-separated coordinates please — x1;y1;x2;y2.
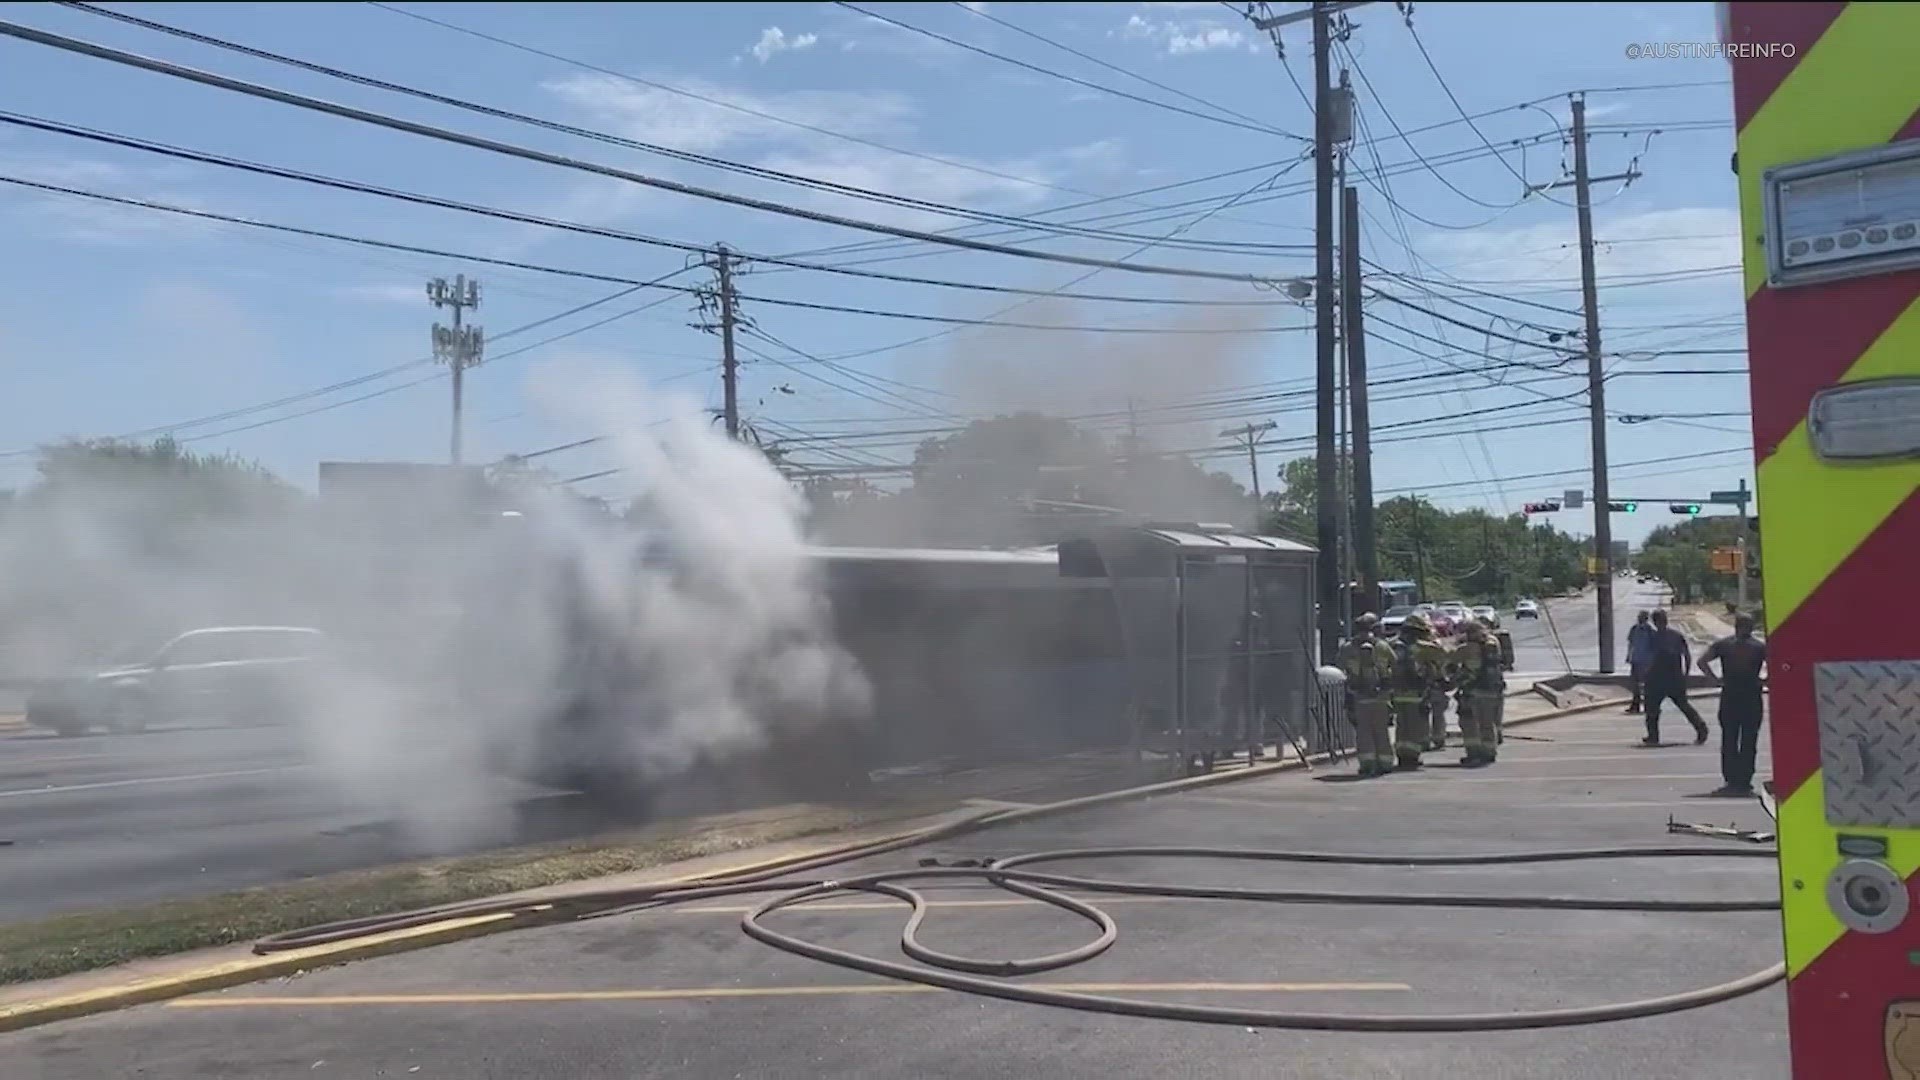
256;806;1785;1033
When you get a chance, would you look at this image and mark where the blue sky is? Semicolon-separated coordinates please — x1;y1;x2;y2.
0;1;1746;545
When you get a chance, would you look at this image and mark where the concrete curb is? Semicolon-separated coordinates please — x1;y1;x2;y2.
0;692;1679;1034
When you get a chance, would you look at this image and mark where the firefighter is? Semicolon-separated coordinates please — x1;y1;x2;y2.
1453;617;1506;766
1338;612;1396;777
1389;612;1444;770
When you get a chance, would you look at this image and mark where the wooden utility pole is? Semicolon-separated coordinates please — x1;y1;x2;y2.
1529;93;1639;674
693;246;747;439
1341;184;1378;616
1221;420;1278;503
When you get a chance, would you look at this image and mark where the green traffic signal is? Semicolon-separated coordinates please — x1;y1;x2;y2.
1668;503;1702;515
1608;501;1638;512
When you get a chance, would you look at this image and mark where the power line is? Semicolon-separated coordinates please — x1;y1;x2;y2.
0;19;1290;285
1398;4;1578;210
0;270;698;457
952;2;1274;129
0;171;1321;335
59;2;1312;258
836;2;1307;141
361;1;1111;206
1374;446;1752;496
0;159;1299;311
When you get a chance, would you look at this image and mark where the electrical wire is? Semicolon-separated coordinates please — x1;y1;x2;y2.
56;2;1311;257
0;138;1302;308
0;19;1289;285
835;2;1306;141
1399;6;1577;211
950;1;1272;131
0;168;1322;336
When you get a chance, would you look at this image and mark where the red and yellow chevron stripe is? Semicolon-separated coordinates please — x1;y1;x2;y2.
1727;3;1920;1076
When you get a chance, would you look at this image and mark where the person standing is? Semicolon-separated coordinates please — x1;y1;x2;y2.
1339;613;1397;778
1625;611;1654;714
1451;618;1506;767
1388;614;1444;771
1643;609;1709;746
1697;612;1768;796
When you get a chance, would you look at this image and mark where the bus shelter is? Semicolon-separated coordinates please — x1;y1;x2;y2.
1059;525;1318;774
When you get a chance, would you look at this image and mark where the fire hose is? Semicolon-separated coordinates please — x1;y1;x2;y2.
255;801;1787;1033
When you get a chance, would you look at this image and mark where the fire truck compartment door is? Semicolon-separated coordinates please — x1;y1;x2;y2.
1815;660;1920;828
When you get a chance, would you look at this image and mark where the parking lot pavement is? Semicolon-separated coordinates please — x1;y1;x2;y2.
0;706;1787;1080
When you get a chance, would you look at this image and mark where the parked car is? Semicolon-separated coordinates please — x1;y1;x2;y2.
1378;604;1416;636
1435;601;1471;635
25;626;327;737
1514;599;1541;620
1470;605;1500;628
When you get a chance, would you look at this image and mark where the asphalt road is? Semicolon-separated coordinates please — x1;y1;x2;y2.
0;721;649;923
0;702;1786;1079
1506;577;1675;675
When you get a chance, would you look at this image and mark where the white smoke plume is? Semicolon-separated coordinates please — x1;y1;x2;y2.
0;365;869;852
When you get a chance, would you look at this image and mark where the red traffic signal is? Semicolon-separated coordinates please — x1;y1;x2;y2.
1523;501;1562;515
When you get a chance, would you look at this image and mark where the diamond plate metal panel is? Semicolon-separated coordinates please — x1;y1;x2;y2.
1815;660;1920;828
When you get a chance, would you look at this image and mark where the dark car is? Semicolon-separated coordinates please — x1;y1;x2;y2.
25;626;326;736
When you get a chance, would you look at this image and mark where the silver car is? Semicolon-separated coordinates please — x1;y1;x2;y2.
26;626;326;736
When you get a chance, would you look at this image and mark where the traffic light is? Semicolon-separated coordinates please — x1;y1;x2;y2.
1523;501;1561;514
1608;501;1638;512
1669;503;1702;515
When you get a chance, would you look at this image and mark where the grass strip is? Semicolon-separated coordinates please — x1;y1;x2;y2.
0;801;906;986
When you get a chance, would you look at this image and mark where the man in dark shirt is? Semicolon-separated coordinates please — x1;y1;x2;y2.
1643;609;1709;746
1624;611;1655;713
1698;612;1768;796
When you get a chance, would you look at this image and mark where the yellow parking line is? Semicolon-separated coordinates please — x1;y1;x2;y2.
168;981;1412;1007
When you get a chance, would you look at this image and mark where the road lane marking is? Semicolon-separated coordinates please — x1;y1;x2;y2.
0;764;303;799
168;981;1413;1007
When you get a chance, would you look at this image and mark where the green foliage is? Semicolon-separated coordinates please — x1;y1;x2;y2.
1634;516;1756;604
27;435;296;519
1265;455;1590;605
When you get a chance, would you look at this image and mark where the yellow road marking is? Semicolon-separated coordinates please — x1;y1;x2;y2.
167;981;1412;1007
1737;2;1920;298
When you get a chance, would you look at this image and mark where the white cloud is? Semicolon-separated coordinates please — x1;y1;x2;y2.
1118;14;1258;55
540;74;1120;231
1416;207;1743;286
0;150;209;247
748;27;819;64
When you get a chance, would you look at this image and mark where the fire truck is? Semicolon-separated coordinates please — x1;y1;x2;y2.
1722;4;1920;1076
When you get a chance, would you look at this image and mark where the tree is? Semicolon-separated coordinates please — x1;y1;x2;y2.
1265;454;1592;604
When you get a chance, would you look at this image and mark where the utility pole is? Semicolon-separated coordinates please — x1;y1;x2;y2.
1221;421;1279;503
1570;94;1614;674
1341;183;1379;617
1247;1;1366;659
1309;2;1341;662
692;245;747;439
1528;93;1640;674
1410;496;1428;603
428;274;483;466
